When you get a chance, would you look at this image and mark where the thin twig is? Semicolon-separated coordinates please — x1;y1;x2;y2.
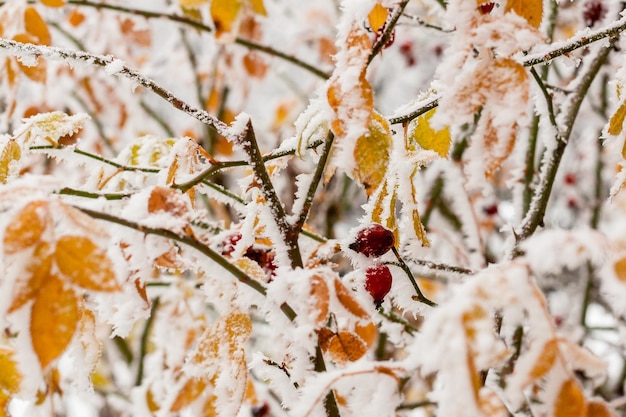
293;131;335;234
135;296;160;386
0;38;231;136
367;0;410;66
234;120;303;269
390;247;437;307
64;0;330;79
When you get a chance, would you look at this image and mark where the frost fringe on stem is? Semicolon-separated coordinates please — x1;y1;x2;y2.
388;14;626;126
0;38;231;137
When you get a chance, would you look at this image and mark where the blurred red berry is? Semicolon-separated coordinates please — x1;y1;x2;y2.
365;264;393;308
483;204;498;216
220;232;242;256
583;0;606;27
349;224;395;257
564;173;576;185
478;2;496;15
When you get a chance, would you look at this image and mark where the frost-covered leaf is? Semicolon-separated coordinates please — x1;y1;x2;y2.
309;274;330;326
355;321;377;348
30;274;80;369
586;400;614;417
334;277;369;319
505;0;543;28
233;258;267;283
3;200;49;254
0;346;21;415
13;111;89;146
24;7;51;46
148;186;191;218
607;100;626;136
0;139;21;184
527;339;558;381
326;331;367;365
8;241;52;313
170;377;208;412
353;112;392;196
12;34;47;83
55;235;121;292
409;108;451;158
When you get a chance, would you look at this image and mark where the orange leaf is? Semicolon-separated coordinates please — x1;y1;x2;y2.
310;275;330;326
148;186;190;218
554;379;586;417
586;400;614;417
354;321;377;348
334;278;369;319
327;331;367;365
24;7;51;45
211;0;242;38
12;34;47;83
8;241;52;313
529;339;559;381
170;377;208;412
40;0;66;6
614;257;626;282
249;0;266;16
0;346;22;397
368;3;388;33
30;274;80;369
505;0;543;28
608;101;626;136
55;235;120;292
68;9;85;26
3;200;49;254
242;52;267;79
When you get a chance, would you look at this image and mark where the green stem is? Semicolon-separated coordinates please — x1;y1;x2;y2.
135;297;160;386
139;100;176;137
390;247;437;307
76;206;297;321
293;131;335;234
515;40;616;248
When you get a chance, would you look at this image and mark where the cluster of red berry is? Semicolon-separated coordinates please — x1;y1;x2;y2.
348;224;395;308
220;232;277;279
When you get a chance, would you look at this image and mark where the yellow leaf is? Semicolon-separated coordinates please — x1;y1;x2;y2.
368;3;388;33
179;0;209;9
334;277;369;319
40;0;66;6
55;235;121;292
0;139;21;184
249;0;266;16
353;112;392;196
505;0;543;28
30;274;80;369
211;0;243;38
554;379;586;417
327;331;367;365
13;34;47;83
8;241;52;313
233;258;267;282
354;321;377;348
24;7;51;46
608;100;626;136
170;378;208;412
410;109;451;158
0;347;21;397
3;200;49;254
310;274;330;326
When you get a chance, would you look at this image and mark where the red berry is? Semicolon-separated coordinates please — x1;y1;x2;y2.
478;2;496;15
583;0;606;27
348;224;395;257
220;232;242;256
365;264;393;308
483;204;498;216
564;172;576;185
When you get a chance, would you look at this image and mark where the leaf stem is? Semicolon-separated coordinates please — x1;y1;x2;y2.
135;296;160;386
390;247;437;307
